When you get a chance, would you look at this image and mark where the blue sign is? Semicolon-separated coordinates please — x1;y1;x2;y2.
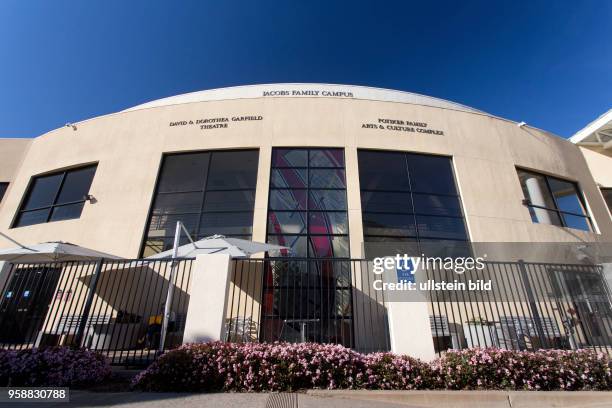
396;258;416;283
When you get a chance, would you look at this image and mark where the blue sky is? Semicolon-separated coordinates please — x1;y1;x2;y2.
0;1;610;138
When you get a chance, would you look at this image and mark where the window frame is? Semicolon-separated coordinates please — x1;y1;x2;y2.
358;149;470;244
11;165;97;228
140;149;259;257
266;147;350;259
517;168;593;231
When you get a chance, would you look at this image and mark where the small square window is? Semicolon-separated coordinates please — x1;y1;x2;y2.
517;168;592;232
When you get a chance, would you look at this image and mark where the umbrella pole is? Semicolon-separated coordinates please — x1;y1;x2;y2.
159;222;181;354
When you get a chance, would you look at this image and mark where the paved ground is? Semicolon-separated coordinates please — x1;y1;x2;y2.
0;392;410;408
3;390;612;408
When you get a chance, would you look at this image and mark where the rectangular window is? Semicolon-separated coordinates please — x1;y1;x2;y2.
358;150;469;257
263;149;352;348
266;148;349;258
0;183;8;203
602;188;612;216
142;150;259;256
517;169;593;231
13;166;97;228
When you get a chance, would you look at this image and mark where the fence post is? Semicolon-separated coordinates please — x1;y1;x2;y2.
183;254;232;343
74;258;104;348
517;259;547;348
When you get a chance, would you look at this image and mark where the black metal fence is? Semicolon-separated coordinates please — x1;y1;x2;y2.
224;258;391;354
1;256;610;364
224;258;612;356
0;258;194;365
426;261;612;355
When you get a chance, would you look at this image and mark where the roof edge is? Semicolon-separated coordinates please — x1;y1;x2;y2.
122;83;489;115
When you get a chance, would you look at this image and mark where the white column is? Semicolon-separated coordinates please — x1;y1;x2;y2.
525;177;553;224
182;254;232;343
383;258;436;361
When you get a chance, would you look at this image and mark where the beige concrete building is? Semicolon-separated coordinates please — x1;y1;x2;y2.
0;84;610;361
0;84;610;259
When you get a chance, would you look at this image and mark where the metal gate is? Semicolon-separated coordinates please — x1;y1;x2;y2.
0;258;194;365
224;258;391;354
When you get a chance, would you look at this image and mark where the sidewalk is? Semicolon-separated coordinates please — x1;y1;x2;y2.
5;390;612;408
307;390;612;408
1;392;404;408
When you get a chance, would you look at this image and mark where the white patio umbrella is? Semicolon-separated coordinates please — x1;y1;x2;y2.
0;241;121;262
147;222;289;354
147;234;288;259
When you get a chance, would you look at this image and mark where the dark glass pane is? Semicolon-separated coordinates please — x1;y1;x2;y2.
517;170;556;209
0;183;8;203
207;151;259;190
55;166;96;204
406;153;458;194
363;239;419;260
561;213;591;231
309;190;346;210
153;192;202;214
199;212;254;236
412;193;463;216
528;206;563;226
364;236;418;242
267;235;307;257
49;203;86;222
203;190;255;211
23;174;63;210
309;235;349;258
548;178;586;216
269;189;307;211
15;209;51;227
309;149;344;167
416;215;468;240
142;235;193;257
363;213;416;237
148;213;199;237
272;149;307;167
158;153;209;193
309;169;346;188
603;189;612;214
268;148;349;260
419;240;472;257
309;212;348;235
271;168;307;188
361;191;411;213
358;150;410;191
268;211;307;234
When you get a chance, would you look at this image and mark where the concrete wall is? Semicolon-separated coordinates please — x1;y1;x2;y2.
0;138;31;182
0;138;31;211
580;147;612;188
0;96;610;259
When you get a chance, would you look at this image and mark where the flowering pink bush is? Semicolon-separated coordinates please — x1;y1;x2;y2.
133;343;612;392
132;342;431;392
431;348;612;391
0;347;111;387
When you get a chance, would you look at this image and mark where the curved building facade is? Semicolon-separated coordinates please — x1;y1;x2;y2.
0;83;611;259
